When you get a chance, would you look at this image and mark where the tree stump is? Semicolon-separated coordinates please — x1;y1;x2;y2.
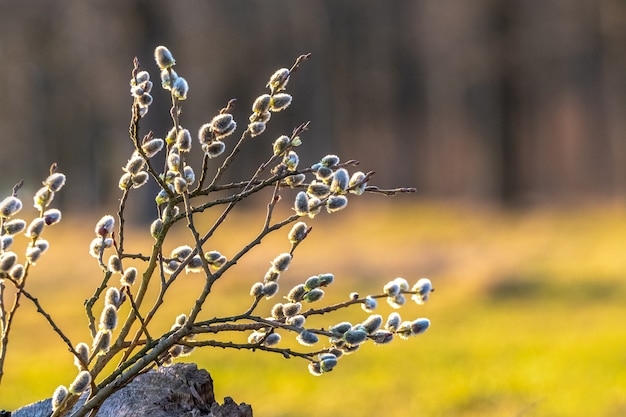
8;363;253;417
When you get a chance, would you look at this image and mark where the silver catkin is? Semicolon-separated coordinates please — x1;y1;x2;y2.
99;304;118;331
68;370;92;395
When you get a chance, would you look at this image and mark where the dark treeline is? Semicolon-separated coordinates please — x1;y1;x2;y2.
0;0;624;213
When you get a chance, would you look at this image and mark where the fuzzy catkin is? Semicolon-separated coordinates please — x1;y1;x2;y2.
52;385;69;411
99;304;118;331
73;343;90;371
0;196;22;218
68;371;92;395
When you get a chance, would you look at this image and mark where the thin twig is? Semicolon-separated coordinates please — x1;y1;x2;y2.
364;185;417;195
84;271;114;338
186;339;315;362
11;282;81;360
116;189;130;254
124;288;152;342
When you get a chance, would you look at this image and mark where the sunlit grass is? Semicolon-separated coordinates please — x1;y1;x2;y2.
2;201;626;416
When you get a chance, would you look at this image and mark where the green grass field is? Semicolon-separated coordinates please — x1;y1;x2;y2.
1;202;626;416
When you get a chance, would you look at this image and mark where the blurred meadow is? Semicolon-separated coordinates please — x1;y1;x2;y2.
1;201;626;416
1;1;626;416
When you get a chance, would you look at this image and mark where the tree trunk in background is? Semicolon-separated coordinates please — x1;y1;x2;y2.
599;0;626;198
9;364;253;417
492;0;523;206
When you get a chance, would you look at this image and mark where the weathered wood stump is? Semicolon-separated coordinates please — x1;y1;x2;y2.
9;363;252;417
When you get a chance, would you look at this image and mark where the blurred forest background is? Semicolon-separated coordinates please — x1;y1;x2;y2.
1;0;625;213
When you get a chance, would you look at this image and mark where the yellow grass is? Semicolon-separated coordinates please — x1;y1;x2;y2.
1;201;626;416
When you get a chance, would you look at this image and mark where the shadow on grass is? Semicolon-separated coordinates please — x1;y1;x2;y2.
485;275;625;304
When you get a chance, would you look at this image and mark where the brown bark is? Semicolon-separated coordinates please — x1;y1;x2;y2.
9;364;252;417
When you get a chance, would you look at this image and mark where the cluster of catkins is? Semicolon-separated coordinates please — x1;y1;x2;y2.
159;313;195;366
248;67;294;137
163;244;226;275
289;278;432;376
248;268;335;349
52;326;97;411
88;216;138;347
88;215;137;284
127;46;241;203
245;221;434;376
0;168;86;413
291;154;367;217
155;46;189;102
0;169;66;281
51;214;142;411
129;68;154;118
52;324;102;410
309;277;432;375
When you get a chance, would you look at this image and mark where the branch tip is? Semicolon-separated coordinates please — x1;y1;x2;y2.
290;53;311;73
221;99;237;114
12;180;24;196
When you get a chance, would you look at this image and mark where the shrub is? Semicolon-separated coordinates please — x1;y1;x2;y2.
0;45;433;416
